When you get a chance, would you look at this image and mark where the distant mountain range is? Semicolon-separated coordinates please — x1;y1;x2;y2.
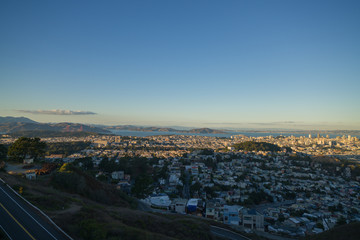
1;116;359;137
0;117;225;135
0;117;110;134
0;116;37;124
106;125;226;134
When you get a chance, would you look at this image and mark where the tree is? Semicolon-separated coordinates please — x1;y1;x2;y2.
190;181;202;197
153;163;169;182
75;157;94;170
8;137;46;162
130;157;150;179
78;219;107;240
278;214;285;222
232;141;281;152
132;174;153;198
336;216;347;226
316;222;324;229
204;157;217;169
0;144;7;160
98;157;118;173
46;141;90;157
247;190;273;204
199;148;214;155
351;207;359;214
204;186;217;198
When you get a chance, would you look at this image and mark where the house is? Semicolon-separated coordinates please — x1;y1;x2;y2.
124;174;131;181
111;171;124;180
205;200;223;220
171;198;187;214
147;193;172;210
242;209;264;231
191;166;199;176
23;157;34;164
186;198;204;216
285;217;301;227
187;198;199;213
205;201;216;219
116;181;131;194
158;178;166;185
169;174;180;186
223;205;242;225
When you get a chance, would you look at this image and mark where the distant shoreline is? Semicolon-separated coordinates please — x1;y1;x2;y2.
241;130;360;135
109;129;360;138
105;126;226;134
1;116;359;138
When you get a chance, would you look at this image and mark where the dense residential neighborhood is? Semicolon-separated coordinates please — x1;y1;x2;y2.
1;133;360;239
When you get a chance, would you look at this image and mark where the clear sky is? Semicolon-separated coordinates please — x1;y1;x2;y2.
1;0;359;130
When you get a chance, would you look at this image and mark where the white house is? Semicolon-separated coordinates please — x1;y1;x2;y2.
111;171;124;180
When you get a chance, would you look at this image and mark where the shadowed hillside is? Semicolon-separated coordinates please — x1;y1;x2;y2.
0;166;230;240
304;221;360;240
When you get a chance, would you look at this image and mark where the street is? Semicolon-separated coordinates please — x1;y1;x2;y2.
210;225;251;240
0;180;71;240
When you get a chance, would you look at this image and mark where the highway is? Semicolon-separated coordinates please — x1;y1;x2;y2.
0;180;71;240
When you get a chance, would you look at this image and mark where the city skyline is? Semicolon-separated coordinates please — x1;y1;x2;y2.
1;1;360;130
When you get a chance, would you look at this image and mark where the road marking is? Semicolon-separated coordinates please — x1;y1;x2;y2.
0;186;57;240
0;224;14;240
6;184;72;240
0;202;36;240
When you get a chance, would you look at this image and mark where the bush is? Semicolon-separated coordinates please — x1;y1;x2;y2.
51;166;136;207
27;195;69;211
78;219;107;240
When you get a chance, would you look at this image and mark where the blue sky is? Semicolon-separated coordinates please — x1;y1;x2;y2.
1;0;359;130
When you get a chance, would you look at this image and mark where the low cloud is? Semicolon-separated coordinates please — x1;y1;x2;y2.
17;109;97;115
274;121;298;124
252;121;300;125
202;122;245;125
203;121;301;126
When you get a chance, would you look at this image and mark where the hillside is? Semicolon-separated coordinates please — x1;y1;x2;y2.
2;164;359;240
0;166;227;240
0;116;37;124
186;128;225;134
107;125;225;134
304;221;360;240
0;117;224;136
0;121;110;135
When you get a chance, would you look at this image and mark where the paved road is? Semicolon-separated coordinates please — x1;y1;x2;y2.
182;170;190;199
254;200;296;214
210;226;251;240
0;181;71;240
